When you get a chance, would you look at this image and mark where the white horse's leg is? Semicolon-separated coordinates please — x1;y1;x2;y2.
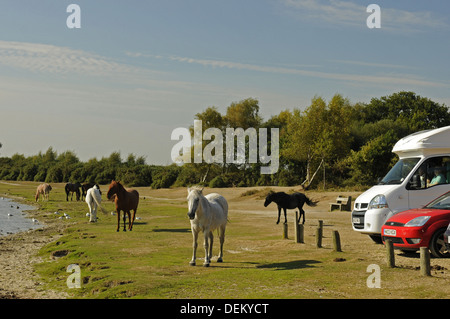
203;231;210;267
91;203;98;222
208;231;214;262
190;229;198;266
87;199;94;222
218;225;226;262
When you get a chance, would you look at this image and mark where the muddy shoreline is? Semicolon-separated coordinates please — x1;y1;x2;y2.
0;224;68;299
0;191;67;299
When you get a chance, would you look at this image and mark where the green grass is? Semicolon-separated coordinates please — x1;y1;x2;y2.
2;181;450;299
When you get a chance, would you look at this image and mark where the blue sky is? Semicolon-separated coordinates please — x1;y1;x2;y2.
1;0;450;164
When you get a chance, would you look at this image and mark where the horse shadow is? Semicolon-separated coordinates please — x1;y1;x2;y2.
256;259;321;270
189;259;321;270
131;221;148;226
152;228;191;233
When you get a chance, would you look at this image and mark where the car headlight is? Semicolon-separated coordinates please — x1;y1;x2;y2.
369;195;388;209
405;216;430;227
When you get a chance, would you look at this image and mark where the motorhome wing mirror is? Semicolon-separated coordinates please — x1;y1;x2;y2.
408;175;420;190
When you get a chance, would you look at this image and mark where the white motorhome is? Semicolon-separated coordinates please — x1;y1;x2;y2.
352;126;450;243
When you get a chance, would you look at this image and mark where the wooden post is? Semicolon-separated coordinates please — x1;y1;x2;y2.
420;247;431;276
315;227;322;248
296;224;304;243
283;223;288;239
314;220;324;248
295;211;303;243
386;240;395;268
332;230;342;252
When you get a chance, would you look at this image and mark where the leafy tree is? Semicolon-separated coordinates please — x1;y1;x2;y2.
57;151;80;182
21;163;38;181
362;91;450;131
189;106;226;183
224;98;262;129
343;131;399;185
195;106;226;131
45;165;63;183
224;98;263;177
283;94;353;188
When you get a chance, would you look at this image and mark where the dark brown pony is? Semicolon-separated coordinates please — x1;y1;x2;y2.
107;180;139;232
65;182;81;201
81;182;101;200
264;191;318;225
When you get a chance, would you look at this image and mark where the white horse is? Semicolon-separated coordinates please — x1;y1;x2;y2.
85;185;107;222
187;187;228;267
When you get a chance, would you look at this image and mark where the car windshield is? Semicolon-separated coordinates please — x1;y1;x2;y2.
426;193;450;210
379;158;420;185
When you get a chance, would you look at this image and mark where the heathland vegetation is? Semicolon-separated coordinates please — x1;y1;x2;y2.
1;91;450;189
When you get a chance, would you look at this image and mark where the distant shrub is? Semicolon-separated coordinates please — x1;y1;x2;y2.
209;175;227;188
151;165;180;189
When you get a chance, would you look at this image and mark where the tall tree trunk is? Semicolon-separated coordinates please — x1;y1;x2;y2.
302;158;324;190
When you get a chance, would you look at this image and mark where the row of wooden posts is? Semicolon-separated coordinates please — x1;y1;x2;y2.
282;212;342;252
385;239;432;276
283;213;433;276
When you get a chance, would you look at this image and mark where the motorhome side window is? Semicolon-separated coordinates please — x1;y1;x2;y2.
408;156;450;190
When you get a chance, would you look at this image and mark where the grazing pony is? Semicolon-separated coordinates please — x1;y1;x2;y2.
187;187;228;267
85;185;107;222
264;191;318;224
65;182;82;201
81;182;100;200
107;180;139;232
35;183;52;202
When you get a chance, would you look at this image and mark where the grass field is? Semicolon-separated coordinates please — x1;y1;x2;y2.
1;181;450;299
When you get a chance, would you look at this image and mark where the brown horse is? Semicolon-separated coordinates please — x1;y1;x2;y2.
35;183;52;202
106;180;139;232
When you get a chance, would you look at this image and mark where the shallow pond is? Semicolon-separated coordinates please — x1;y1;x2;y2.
0;197;42;236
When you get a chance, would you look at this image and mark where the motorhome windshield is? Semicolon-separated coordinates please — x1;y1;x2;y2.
379;158;420;185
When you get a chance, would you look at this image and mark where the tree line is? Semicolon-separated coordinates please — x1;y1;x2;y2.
1;91;450;189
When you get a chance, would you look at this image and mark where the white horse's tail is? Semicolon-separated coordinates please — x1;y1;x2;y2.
91;189;108;215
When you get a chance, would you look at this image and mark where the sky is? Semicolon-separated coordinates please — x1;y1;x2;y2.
0;0;450;165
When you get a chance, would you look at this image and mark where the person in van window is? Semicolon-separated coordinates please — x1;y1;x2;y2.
428;167;446;186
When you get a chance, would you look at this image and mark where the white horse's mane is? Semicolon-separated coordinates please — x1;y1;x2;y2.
188;185;204;193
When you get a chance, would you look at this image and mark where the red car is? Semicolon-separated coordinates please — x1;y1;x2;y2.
381;191;450;258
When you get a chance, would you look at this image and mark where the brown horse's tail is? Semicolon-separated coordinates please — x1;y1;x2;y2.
305;195;318;207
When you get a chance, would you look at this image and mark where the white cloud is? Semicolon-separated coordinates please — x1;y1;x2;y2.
331;59;417;70
281;0;448;31
0;40;140;76
138;54;448;88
